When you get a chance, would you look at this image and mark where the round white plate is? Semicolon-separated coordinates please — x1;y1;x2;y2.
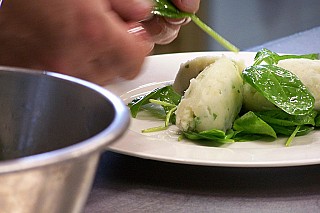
106;52;320;167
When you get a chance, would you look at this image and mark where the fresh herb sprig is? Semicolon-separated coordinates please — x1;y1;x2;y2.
152;0;239;52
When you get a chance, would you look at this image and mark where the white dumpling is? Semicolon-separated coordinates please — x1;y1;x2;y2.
175;57;243;132
173;56;220;95
278;58;320;110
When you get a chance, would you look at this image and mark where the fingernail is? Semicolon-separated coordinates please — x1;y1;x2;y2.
128;25;145;35
128;24;150;41
128;23;154;54
165;17;191;25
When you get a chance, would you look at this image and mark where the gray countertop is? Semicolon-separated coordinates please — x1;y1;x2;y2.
84;26;320;213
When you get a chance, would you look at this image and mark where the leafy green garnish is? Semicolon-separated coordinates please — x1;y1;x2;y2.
242;65;315;115
152;0;239;52
233;111;277;138
255;110;317;126
128;85;181;132
269;124;313;137
129;85;181;118
253;48;319;66
182;129;235;144
232;132;267;142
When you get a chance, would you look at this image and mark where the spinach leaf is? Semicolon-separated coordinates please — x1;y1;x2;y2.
233;111;277;138
232;132;267;142
242;65;315;115
129;85;181;118
255;110;317;126
152;0;239;52
253;48;319;66
269;124;313;137
140;103;167;119
129;88;162;118
152;0;190;18
182;129;235;144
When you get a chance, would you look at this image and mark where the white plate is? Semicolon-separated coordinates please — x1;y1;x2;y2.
106;52;320;167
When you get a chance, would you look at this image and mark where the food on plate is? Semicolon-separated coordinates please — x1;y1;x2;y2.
173;56;219;95
243;58;320;112
279;59;320;110
128;49;320;146
175;57;243;132
173;56;245;95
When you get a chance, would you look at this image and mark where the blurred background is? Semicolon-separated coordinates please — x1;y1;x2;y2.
153;0;320;54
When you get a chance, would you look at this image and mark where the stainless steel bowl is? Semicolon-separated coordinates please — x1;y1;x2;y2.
0;66;129;213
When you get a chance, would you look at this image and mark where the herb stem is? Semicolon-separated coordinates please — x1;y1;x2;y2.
149;99;176;107
285;125;300;146
190;15;239;53
142;126;168;133
165;106;177;126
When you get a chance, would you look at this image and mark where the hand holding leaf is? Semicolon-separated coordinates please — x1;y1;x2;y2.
152;0;239;52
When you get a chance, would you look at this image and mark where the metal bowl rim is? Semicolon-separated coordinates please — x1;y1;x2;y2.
0;66;130;173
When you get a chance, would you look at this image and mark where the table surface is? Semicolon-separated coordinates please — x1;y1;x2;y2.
84;26;320;213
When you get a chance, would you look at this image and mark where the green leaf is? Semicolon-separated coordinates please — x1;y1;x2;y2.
255;110;317;126
253;48;280;65
128;85;181;118
140;103;166;119
270;124;313;137
183;129;235;144
152;0;239;52
232;132;268;142
253;48;319;66
242;65;315;115
233;111;277;138
152;0;191;18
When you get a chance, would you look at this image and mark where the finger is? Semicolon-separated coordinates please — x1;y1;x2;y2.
96;18;153;81
164;17;191;25
171;0;200;13
142;16;180;45
59;12;154;85
108;0;154;22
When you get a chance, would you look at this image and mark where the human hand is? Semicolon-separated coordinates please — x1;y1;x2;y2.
0;0;200;85
0;0;154;85
143;0;201;44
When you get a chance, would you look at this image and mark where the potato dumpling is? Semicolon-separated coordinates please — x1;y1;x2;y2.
173;56;219;95
175;57;243;132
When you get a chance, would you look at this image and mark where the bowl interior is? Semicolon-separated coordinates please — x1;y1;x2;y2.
0;70;115;160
